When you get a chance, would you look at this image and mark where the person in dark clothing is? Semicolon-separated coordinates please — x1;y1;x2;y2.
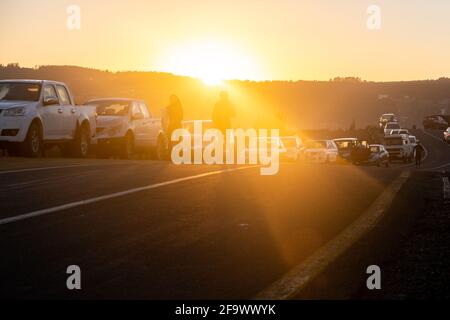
212;91;235;134
163;95;184;150
414;142;424;168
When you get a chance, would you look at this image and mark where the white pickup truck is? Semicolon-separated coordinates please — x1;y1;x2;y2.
0;80;97;157
86;98;167;159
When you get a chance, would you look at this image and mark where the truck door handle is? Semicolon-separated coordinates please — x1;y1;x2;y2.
58;108;63;114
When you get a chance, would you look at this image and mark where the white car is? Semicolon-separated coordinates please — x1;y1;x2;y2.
279;136;303;161
86;98;167;159
379;113;397;129
303;140;338;163
384;122;400;135
0;80;97;157
384;134;413;163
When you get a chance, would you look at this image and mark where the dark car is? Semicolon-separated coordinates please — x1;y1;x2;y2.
423;115;448;130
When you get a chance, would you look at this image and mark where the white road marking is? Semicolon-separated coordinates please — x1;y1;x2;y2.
0;166;257;226
0;164;93;175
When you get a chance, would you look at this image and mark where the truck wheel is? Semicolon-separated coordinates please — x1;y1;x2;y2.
120;132;134;160
22;122;42;158
72;124;90;158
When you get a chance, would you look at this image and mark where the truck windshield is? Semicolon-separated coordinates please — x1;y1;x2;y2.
386;123;400;129
0;82;41;101
334;140;355;149
93;101;131;116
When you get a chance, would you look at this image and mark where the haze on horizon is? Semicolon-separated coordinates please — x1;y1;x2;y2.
1;0;450;83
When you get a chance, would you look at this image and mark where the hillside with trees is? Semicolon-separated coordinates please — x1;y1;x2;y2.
1;64;450;132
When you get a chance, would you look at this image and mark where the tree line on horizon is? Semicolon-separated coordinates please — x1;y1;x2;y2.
1;63;450;131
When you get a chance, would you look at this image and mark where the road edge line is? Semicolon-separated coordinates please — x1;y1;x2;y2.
254;170;411;300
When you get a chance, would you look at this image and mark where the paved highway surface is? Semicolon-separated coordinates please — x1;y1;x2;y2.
0;129;449;299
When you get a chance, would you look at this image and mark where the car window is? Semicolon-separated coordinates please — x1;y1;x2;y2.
94;101;130;116
131;102;141;116
43;85;59;103
0;82;41;101
139;102;150;118
56;85;71;105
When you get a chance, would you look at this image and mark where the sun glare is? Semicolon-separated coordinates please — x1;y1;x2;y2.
160;41;261;86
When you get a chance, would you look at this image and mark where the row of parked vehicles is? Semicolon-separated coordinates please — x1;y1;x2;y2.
0;80;426;166
0;80;169;159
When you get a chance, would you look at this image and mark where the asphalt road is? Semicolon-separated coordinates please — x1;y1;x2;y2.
0;129;449;299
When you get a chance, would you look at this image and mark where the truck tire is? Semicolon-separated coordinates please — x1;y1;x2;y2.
120;132;134;160
71;124;90;158
22;122;42;158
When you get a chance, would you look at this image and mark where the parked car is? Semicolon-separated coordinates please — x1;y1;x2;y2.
279;136;303;161
443;127;450;143
384;134;413;163
379;113;397;129
333;138;358;162
0;80;97;157
423;115;448;130
86;98;167;159
362;144;390;167
303;140;338;163
384;122;401;135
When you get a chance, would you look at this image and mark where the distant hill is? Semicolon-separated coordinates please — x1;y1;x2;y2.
1;64;450;131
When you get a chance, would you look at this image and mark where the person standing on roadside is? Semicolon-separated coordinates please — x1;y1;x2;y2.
212;91;235;134
414;141;424;168
163;95;184;151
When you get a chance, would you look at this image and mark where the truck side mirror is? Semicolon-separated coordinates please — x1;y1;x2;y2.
43;96;59;106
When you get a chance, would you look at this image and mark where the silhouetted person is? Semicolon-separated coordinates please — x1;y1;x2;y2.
414;142;424;168
212;91;235;134
163;95;183;150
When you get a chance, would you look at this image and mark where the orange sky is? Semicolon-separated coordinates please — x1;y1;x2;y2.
1;0;450;82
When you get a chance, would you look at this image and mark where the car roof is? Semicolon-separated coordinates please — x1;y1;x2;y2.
333;138;358;141
182;120;213;123
87;98;140;103
0;79;66;86
385;134;407;138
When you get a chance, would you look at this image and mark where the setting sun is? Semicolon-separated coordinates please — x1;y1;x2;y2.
159;40;262;86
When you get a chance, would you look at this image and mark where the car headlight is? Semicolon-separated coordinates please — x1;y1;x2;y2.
3;106;26;117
